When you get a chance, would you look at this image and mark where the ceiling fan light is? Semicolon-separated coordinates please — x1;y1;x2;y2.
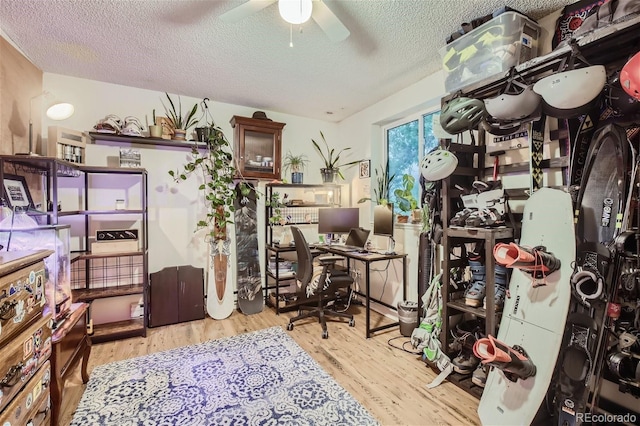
279;0;312;25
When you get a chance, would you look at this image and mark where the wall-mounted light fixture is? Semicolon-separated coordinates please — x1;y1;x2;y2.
20;91;74;156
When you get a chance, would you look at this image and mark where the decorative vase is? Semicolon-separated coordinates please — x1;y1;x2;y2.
195;127;210;142
173;129;187;141
291;172;304;184
149;125;163;138
320;168;338;183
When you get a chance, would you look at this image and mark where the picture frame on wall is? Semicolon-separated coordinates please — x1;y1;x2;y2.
2;174;34;210
359;160;370;179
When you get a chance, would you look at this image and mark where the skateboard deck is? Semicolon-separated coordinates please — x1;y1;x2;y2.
206;210;235;320
234;182;263;315
478;188;575;425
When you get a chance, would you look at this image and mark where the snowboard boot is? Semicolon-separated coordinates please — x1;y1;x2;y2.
493;242;561;286
483;264;509;311
464;253;486;307
451;319;483;375
473;335;537;382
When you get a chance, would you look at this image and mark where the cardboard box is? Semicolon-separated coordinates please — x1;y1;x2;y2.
91;240;139;254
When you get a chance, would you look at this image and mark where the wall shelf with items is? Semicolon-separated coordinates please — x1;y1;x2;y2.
89;132;208;150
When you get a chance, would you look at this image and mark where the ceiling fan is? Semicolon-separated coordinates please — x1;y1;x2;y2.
220;0;350;43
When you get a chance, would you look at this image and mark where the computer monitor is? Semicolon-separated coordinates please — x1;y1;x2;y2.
373;204;395;253
373;203;394;237
318;207;359;236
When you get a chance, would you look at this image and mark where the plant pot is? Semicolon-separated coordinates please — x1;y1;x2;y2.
397;215;409;224
320;168;339;183
411;209;422;224
291;172;304;184
195;127;210;142
149;125;163;138
173;129;187;141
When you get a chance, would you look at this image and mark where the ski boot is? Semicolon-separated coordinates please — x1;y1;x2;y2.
483;264;509;311
451;319;483;375
473;334;537;382
464;253;486;307
493;242;561;286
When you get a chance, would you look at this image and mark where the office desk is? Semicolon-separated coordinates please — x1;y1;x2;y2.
316;246;408;338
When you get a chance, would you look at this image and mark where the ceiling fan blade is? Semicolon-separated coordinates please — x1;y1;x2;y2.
312;0;350;43
219;0;277;23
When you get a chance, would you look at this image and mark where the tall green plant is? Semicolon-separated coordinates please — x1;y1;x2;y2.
358;162;395;204
162;92;199;130
168;125;239;240
311;131;359;179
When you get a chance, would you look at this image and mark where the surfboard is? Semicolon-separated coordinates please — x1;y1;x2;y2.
478;187;575;426
206;213;235;320
235;182;263;315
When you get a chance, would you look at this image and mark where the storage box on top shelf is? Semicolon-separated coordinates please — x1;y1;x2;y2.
440;11;541;94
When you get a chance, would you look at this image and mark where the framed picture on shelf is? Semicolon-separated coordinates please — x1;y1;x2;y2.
359;160;370;179
156;116;173;140
2;174;34;209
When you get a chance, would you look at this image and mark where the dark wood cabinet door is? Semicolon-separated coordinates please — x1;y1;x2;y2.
149;267;179;327
177;265;205;323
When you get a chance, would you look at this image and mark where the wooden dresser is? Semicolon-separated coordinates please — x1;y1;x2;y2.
0;250;54;426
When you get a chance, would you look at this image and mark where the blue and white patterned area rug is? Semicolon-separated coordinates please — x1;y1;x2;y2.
71;326;378;425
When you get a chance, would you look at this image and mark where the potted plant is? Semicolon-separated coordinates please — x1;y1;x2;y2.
311;131;359;183
393;174;420;223
148;109;163;138
195;98;213;142
282;151;309;184
357;161;395;205
161;92;199;141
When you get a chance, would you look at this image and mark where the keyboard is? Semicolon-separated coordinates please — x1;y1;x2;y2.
328;244;362;252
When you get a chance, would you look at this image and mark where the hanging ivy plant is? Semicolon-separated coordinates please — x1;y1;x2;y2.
168;125;242;241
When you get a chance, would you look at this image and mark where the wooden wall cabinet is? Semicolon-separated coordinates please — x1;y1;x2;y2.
149;265;205;327
231;115;285;180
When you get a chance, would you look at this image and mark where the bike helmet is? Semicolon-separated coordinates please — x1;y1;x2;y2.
621;51;640;101
421;149;458;181
533;65;606;118
605;71;640;115
440;97;485;134
485;85;542;121
479;115;529;136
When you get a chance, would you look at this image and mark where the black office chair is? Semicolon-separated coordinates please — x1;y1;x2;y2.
286;226;355;339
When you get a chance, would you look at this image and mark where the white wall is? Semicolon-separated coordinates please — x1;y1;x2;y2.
41;73;347;277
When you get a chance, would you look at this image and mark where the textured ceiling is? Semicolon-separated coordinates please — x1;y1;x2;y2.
0;0;573;122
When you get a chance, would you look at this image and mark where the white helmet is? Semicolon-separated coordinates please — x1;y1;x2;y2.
421;149;458;181
533;65;606;118
484;85;542;121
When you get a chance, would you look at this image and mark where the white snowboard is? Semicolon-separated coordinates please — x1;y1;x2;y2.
478;188;575;425
206;222;236;320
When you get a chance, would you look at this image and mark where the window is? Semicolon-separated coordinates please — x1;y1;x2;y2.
385;109;441;208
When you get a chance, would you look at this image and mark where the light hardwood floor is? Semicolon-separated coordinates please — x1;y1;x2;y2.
59;305;481;426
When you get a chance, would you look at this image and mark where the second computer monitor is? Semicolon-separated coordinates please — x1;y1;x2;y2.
373;203;394;237
318;207;359;235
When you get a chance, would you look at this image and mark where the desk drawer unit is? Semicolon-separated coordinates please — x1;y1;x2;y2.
0;361;51;426
0;313;52;412
0;259;47;348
